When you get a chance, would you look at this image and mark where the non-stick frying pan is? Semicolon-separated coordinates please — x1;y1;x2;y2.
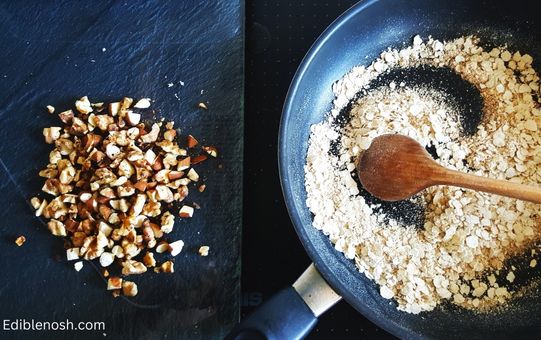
230;0;541;338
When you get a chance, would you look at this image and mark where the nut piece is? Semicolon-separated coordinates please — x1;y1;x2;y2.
191;155;207;165
15;236;26;247
179;205;194;218
75;96;93;114
74;261;84;272
140;123;160;144
187;168;199;182
109;102;120;116
105;144;121;159
46;105;55;114
122;281;138;297
43;127;62;144
143;252;156;267
199;246;210;256
35;199;48;217
107;277;123;290
66;247;80;260
133;98;151;109
121;260;147;275
156;241;169;253
99;252;115;267
202;146;218;157
30;197;42;209
58;110;74;124
126;111;141;126
198;102;208;110
187;135;198;148
48;219;67;236
160;260;174;273
156;185;174;203
177;157;191;170
160;211;175;233
169;240;184;256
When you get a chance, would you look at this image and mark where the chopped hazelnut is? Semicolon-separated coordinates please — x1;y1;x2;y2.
122;281;138;297
169;240;184;256
66;247;80;261
202;146;218;157
99;252;115;267
107;277;123;290
121;260;147;275
30;197;42;209
187;168;199;182
43;127;62;144
143;252;156;267
187;135;199;148
156;241;169;254
74;261;84;272
177;157;191;170
126;111;141;126
160;260;174;273
58;110;74;124
191;155;207;165
109;102;120;116
15;236;26;247
133;98;151;109
140;123;160;144
48;219;67;236
198;246;210;257
75;96;93;114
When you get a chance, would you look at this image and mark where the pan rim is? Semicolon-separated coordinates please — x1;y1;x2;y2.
276;0;416;338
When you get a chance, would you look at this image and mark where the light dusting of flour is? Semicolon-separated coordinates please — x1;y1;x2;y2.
305;35;541;314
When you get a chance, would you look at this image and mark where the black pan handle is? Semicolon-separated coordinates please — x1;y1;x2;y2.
226;264;342;339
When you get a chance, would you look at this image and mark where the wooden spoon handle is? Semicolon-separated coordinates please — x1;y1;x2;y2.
436;169;541;204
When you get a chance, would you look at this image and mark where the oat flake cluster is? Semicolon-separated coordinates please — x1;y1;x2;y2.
32;96;215;297
305;35;541;313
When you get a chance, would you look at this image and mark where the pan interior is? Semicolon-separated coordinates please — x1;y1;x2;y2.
279;0;541;338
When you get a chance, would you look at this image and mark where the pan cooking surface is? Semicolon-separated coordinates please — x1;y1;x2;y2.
279;0;541;338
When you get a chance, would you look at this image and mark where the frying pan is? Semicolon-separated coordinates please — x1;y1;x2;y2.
230;0;541;338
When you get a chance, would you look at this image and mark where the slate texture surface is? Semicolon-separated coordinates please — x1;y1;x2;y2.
0;1;243;339
243;1;395;339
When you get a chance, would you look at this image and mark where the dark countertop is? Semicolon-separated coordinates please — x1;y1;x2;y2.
243;1;395;339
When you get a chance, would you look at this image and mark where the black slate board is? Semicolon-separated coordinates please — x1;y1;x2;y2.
0;1;243;339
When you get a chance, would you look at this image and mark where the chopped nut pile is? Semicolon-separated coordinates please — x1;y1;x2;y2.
32;96;217;297
306;35;541;313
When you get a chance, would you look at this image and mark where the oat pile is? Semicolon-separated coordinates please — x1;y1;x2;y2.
32;97;215;297
305;35;541;313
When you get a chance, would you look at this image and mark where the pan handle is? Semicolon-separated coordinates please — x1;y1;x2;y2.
226;264;342;339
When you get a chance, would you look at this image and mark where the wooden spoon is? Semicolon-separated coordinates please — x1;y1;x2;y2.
356;134;541;203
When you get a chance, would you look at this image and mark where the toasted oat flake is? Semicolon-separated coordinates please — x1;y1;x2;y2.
305;35;541;314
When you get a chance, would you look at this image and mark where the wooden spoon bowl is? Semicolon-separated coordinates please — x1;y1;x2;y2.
356;134;541;203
